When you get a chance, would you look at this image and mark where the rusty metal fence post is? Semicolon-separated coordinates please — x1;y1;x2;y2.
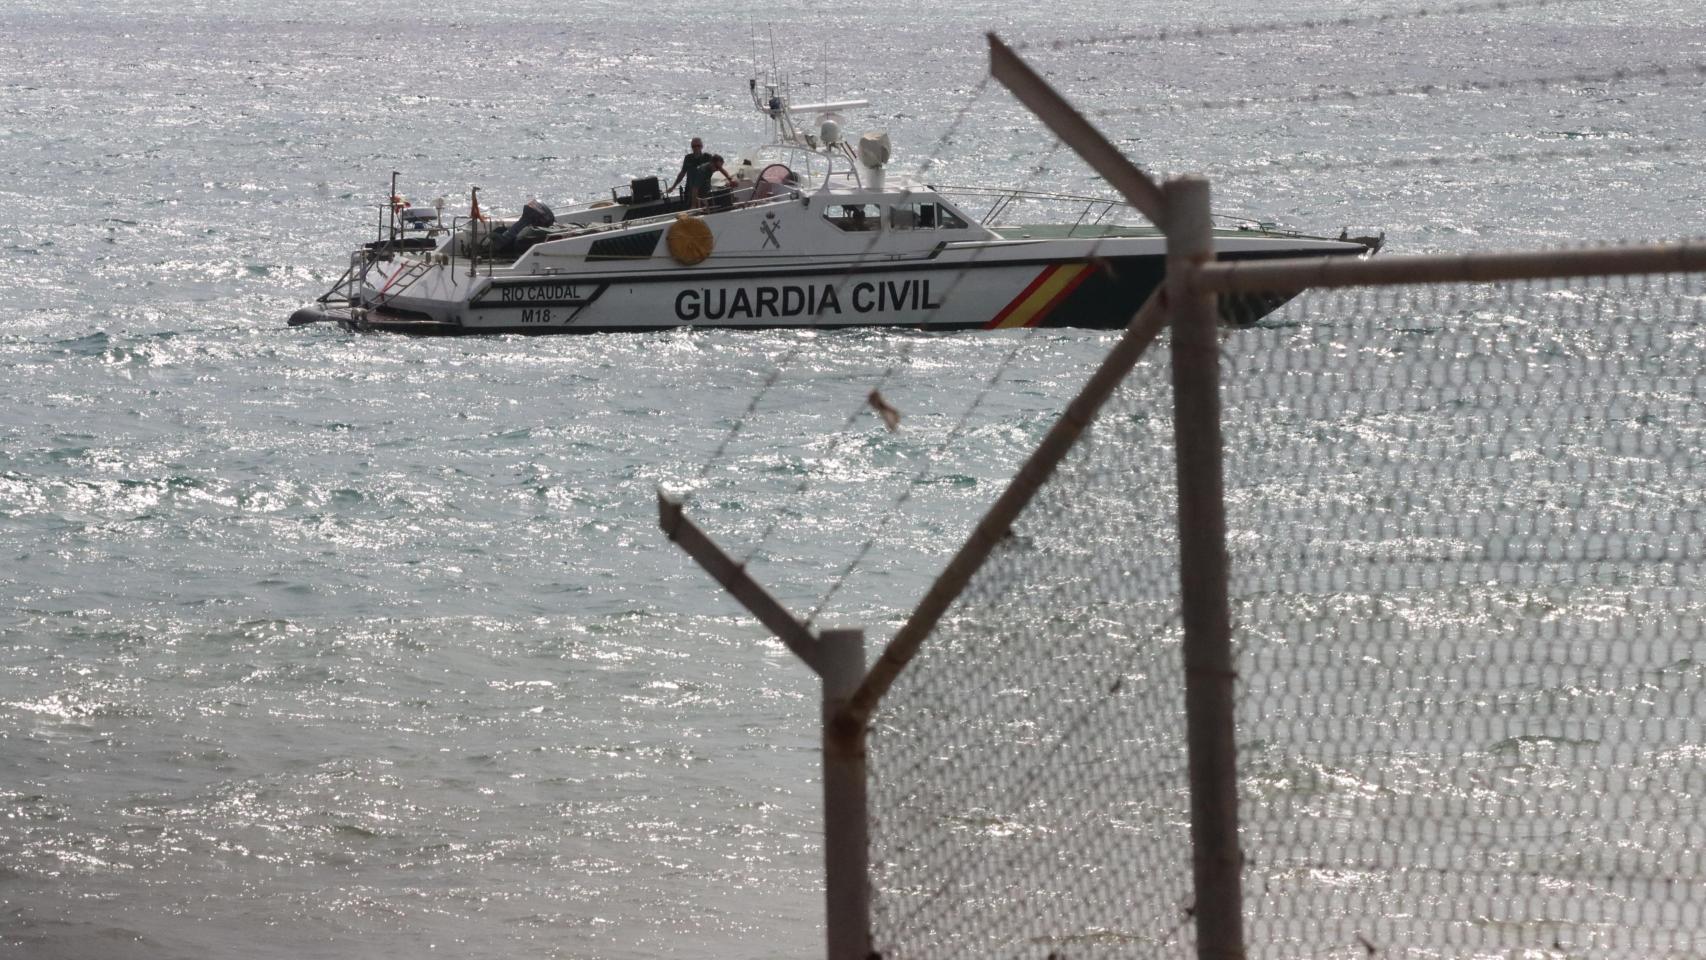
1165;175;1246;960
820;629;870;960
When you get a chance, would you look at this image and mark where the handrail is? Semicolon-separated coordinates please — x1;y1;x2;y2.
935;184;1280;232
448;215;461;275
315;258;361;306
586;189;801;234
1065;200;1097;237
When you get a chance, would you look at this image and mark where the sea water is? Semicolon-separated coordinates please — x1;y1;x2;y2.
2;0;1703;957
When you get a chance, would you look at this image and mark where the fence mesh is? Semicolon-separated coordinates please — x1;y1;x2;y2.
868;356;1193;958
1232;276;1706;958
867;270;1706;959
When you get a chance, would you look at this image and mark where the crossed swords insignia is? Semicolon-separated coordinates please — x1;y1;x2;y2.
759;213;782;249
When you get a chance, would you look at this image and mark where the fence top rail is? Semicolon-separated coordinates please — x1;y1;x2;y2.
1194;240;1706;294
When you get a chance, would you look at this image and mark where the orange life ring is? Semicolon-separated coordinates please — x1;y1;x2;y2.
666;214;714;265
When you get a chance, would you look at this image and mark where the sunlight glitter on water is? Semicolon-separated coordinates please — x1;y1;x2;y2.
3;0;1706;956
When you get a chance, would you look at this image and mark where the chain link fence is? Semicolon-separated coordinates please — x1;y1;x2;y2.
868;271;1706;958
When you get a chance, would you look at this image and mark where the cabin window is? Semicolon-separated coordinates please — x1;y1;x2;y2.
824;203;882;232
890;202;968;231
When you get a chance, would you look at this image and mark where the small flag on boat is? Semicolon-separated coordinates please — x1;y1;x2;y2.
470;187;483;221
868;390;901;431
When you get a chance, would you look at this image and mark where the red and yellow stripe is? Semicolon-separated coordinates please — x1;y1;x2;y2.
984;262;1093;329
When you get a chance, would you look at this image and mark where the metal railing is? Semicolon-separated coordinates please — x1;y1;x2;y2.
936;183;1294;236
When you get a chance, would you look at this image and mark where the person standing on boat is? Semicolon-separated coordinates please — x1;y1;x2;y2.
687;155;739;208
668;137;710;203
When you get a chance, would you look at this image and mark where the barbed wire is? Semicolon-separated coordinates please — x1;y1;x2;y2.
687;349;803;487
1010;0;1598;53
793;138;1186;628
680;6;1690;628
684;83;1086;612
802;331;1043;629
737;139;1069;570
1211;137;1699;181
736;339;920;568
740;138;1073;574
678;77;994;504
1096;61;1706;117
690;80;1146;606
794;314;1093;628
913;75;995;182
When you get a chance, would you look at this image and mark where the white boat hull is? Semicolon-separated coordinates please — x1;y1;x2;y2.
344;241;1354;335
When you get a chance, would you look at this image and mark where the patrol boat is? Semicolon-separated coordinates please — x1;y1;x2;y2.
289;83;1377;335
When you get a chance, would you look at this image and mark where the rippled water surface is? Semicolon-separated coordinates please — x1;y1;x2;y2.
3;0;1704;956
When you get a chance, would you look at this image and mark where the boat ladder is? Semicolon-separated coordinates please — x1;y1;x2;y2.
375;257;434;305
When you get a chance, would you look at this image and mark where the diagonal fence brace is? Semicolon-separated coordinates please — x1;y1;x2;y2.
987;32;1166;227
656;492;869;959
657;491;825;675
